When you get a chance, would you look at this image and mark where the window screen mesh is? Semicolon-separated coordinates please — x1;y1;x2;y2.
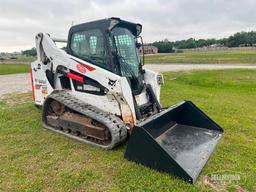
70;29;108;69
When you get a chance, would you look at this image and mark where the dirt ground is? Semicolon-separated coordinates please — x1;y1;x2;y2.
0;73;30;97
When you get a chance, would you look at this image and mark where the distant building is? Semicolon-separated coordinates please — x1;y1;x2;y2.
208;43;224;48
140;45;158;54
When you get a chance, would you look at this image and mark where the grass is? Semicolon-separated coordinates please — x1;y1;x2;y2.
0;56;35;64
1;50;256;76
0;69;256;191
145;50;256;64
0;64;30;75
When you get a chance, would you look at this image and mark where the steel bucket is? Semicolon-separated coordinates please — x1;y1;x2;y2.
125;101;223;183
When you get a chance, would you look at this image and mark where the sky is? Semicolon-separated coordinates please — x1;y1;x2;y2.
0;0;256;52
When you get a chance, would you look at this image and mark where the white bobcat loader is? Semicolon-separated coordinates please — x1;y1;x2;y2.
31;18;223;183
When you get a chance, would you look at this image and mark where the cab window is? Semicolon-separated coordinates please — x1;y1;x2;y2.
70;29;109;69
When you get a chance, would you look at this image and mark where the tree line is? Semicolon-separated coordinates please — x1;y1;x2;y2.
21;31;256;55
21;47;66;56
150;31;256;53
21;47;37;56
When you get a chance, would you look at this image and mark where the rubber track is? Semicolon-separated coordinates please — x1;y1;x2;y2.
42;90;127;150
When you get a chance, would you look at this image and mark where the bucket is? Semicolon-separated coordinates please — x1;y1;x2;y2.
125;101;223;183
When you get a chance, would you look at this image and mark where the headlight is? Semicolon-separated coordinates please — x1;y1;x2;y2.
157;74;164;85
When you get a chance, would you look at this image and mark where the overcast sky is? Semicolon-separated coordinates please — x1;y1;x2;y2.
1;0;256;52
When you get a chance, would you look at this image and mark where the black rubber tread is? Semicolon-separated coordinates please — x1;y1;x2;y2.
42;90;127;150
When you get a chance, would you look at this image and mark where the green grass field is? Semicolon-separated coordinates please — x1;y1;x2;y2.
145;50;256;64
0;56;35;64
0;49;256;76
0;69;256;191
0;64;30;75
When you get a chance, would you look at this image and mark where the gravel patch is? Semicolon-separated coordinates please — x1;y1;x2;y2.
0;73;30;97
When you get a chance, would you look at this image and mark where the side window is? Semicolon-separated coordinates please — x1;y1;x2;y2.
114;35;133;57
71;32;86;54
113;31;138;66
70;29;108;69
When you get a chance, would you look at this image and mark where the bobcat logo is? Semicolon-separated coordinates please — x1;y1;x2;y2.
108;79;117;86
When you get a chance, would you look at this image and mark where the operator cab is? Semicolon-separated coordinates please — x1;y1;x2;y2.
67;17;144;94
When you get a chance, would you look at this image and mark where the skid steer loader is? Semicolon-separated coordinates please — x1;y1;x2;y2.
30;18;223;183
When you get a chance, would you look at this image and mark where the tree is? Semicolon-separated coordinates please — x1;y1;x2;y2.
151;31;256;50
151;40;174;53
21;47;37;56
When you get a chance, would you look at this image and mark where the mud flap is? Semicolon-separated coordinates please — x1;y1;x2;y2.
124;101;223;183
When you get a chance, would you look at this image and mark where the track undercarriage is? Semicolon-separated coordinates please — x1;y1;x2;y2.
42;91;127;149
